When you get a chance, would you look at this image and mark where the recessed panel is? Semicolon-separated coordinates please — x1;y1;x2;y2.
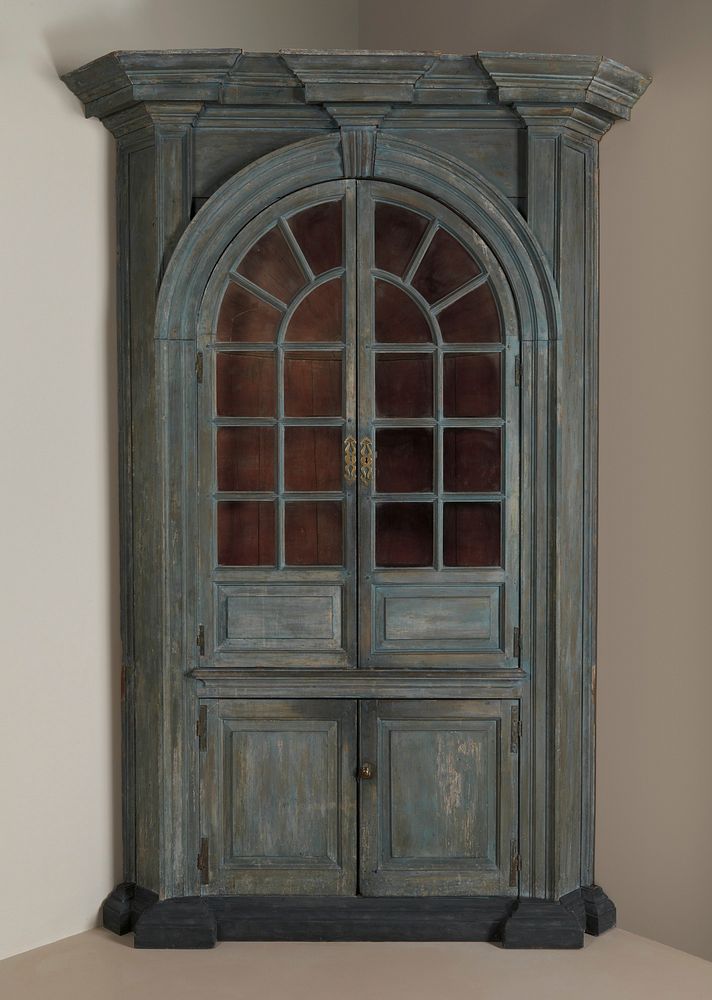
228;725;334;861
443;353;501;418
236;225;305;302
218;584;343;652
388;724;496;862
284;426;342;492
375;354;433;418
376;503;433;567
217;501;275;566
217;426;275;492
216;352;276;417
444;428;501;493
443;502;501;567
284;352;342;416
375;428;433;493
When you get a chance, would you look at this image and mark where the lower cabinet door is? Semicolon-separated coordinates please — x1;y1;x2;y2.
200;699;357;894
359;700;519;896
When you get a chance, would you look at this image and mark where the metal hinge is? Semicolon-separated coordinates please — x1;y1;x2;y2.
510;705;522;753
195;351;203;383
509;840;522;886
513;626;520;659
197;624;205;657
196;705;207;752
514;356;521;387
197;837;210;885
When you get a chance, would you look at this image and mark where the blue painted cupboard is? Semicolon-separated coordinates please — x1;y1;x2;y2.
63;50;649;948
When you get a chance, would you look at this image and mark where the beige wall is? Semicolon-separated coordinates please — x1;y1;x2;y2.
0;0;358;961
359;0;712;962
2;0;710;964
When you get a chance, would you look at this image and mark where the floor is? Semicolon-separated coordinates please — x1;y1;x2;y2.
2;928;712;1000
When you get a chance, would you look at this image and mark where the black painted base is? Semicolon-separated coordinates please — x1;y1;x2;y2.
581;884;617;935
104;885;615;949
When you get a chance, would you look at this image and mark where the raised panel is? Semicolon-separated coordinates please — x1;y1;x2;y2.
374;585;501;653
216;584;342;651
388;724;497;863
202;699;357;895
359;700;518;896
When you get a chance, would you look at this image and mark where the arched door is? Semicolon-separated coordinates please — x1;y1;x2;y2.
197;179;519;672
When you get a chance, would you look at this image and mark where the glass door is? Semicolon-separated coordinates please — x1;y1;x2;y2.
357;182;520;669
198;180;358;669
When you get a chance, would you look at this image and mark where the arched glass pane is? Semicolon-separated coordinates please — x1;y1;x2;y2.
284;352;343;417
217;281;282;343
217;426;275;491
285;501;343;565
412;228;481;304
374;279;432;344
443;428;501;492
284;426;342;492
236;225;305;301
443;353;501;418
375;354;433;417
285;278;343;342
376;503;433;567
443;502;501;567
218;501;275;566
375;202;429;277
216;352;276;417
438;283;501;344
375;428;433;493
288;200;343;275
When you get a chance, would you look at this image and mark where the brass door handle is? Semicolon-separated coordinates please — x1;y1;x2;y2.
359;437;373;486
344;435;357;484
358;761;375;780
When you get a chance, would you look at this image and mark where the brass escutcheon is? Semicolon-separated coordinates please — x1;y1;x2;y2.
359;437;373;486
358;761;375;780
344;434;357;484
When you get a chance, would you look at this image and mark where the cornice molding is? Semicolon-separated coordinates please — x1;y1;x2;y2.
62;50;650;140
478;52;650;137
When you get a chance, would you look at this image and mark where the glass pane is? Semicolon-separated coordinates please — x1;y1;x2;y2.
376;503;433;567
236;225;305;302
285;501;343;565
216;352;276;417
412;228;481;304
376;428;433;493
284;426;342;492
374;279;432;344
443;502;501;567
287;200;343;275
443;353;501;418
444;428;501;492
217;426;275;492
375;354;433;418
285;278;343;342
284;352;342;417
218;501;275;566
374;202;429;277
438;283;501;344
217;282;282;343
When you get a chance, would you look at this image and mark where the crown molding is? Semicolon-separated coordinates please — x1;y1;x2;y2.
62;49;650;140
477;52;651;136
